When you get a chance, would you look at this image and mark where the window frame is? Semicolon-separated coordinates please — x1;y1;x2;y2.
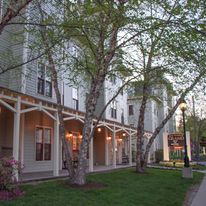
128;105;134;116
35;126;52;161
72;87;79;110
37;63;52;97
111;100;117;119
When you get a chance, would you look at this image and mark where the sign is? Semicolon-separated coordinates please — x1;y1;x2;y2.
200;140;206;147
168;133;184;147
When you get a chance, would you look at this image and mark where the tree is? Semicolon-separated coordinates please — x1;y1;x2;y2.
124;0;206;172
63;0;131;185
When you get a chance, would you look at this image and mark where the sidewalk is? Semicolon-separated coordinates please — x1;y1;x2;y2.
191;175;206;206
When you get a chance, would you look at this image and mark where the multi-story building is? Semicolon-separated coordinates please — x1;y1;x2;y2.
0;2;175;179
0;2;136;178
127;84;175;162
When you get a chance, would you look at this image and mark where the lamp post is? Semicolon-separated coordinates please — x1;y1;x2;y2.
179;99;190;167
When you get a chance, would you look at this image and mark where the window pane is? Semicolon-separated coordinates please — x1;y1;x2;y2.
36;128;43;161
129;105;134;115
36;128;43;143
44;129;51;160
114;101;117;109
72;88;78;100
45;66;52;81
44;129;51;144
38;64;45;78
44;144;51;160
72;99;78;110
36;143;43;161
38;78;44;95
45;81;52;97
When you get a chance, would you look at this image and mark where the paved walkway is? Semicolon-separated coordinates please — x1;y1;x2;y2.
191;175;206;206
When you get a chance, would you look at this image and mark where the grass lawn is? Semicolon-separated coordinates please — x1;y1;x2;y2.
0;168;204;206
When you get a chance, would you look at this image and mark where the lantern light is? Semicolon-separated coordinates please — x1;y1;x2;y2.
97;128;102;133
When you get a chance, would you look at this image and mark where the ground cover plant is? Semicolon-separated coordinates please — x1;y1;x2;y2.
0;168;203;206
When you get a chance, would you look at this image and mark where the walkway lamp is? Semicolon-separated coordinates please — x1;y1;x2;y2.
179;99;190;167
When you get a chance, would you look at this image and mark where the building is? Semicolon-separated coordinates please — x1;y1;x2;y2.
127;83;175;162
0;2;137;178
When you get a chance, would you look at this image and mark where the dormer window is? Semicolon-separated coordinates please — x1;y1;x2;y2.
37;64;52;97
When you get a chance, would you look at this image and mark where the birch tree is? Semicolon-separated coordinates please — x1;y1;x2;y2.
127;0;206;172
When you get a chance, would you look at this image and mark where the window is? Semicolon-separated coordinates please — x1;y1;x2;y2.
110;74;116;84
72;88;79;110
121;109;124;124
37;64;52;97
36;127;51;161
111;100;117;119
128;105;134;115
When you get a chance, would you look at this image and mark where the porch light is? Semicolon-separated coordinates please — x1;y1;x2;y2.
79;135;83;139
107;136;112;140
97;127;102;133
118;138;123;142
122;132;126;137
66;132;72;140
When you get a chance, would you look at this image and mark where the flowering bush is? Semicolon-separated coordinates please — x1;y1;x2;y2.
0;157;22;191
0;157;24;200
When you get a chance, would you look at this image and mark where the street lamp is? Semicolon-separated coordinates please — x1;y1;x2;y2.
179;99;190;167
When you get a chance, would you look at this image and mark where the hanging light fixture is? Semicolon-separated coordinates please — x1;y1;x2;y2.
97;127;102;133
107;136;111;140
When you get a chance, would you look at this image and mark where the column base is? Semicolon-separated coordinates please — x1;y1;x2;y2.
182;167;193;178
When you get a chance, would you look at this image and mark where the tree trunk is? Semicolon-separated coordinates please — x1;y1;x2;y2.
136;84;149;173
37;3;74;177
71;23;119;185
71;72;106;185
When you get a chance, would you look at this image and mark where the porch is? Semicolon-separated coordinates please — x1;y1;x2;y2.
21;164;134;183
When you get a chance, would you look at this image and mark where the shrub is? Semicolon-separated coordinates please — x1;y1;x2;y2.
0;157;22;191
155;149;163;163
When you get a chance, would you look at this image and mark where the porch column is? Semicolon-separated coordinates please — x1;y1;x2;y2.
20;113;25;167
105;128;109;166
59;138;63;170
89;137;94;172
112;126;116;168
129;131;132;166
163;132;169;161
186;131;191;161
203;147;206;155
13;96;21;180
53;112;59;176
